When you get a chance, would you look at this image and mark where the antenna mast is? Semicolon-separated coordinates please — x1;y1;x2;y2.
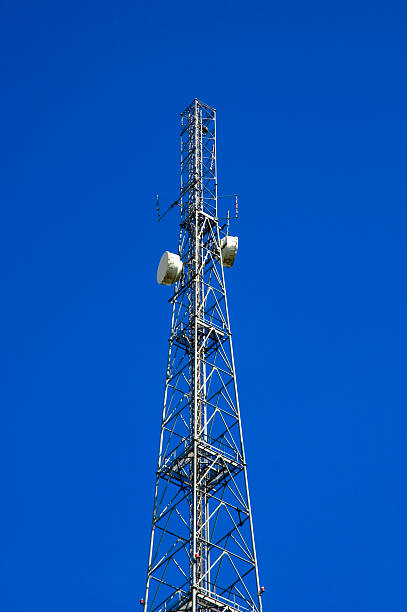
144;99;263;612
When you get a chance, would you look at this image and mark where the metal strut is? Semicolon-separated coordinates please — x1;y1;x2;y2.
143;99;263;612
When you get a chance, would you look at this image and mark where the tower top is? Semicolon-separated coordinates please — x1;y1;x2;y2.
186;98;216;112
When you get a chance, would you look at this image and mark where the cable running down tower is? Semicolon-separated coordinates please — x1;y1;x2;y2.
144;99;263;612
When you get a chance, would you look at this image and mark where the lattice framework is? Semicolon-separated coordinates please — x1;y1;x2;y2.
144;99;262;612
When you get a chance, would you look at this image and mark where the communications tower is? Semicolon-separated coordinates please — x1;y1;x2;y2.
143;99;263;612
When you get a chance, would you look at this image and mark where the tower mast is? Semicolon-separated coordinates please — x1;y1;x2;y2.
144;99;262;612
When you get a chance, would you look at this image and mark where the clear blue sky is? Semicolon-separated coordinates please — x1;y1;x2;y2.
1;1;406;611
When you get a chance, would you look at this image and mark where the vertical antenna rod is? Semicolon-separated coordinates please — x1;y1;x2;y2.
144;99;263;612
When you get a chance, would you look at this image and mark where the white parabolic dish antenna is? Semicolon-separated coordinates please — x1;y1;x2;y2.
221;235;238;267
157;251;183;285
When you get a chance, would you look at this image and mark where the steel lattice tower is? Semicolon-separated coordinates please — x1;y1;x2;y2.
143;99;263;612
